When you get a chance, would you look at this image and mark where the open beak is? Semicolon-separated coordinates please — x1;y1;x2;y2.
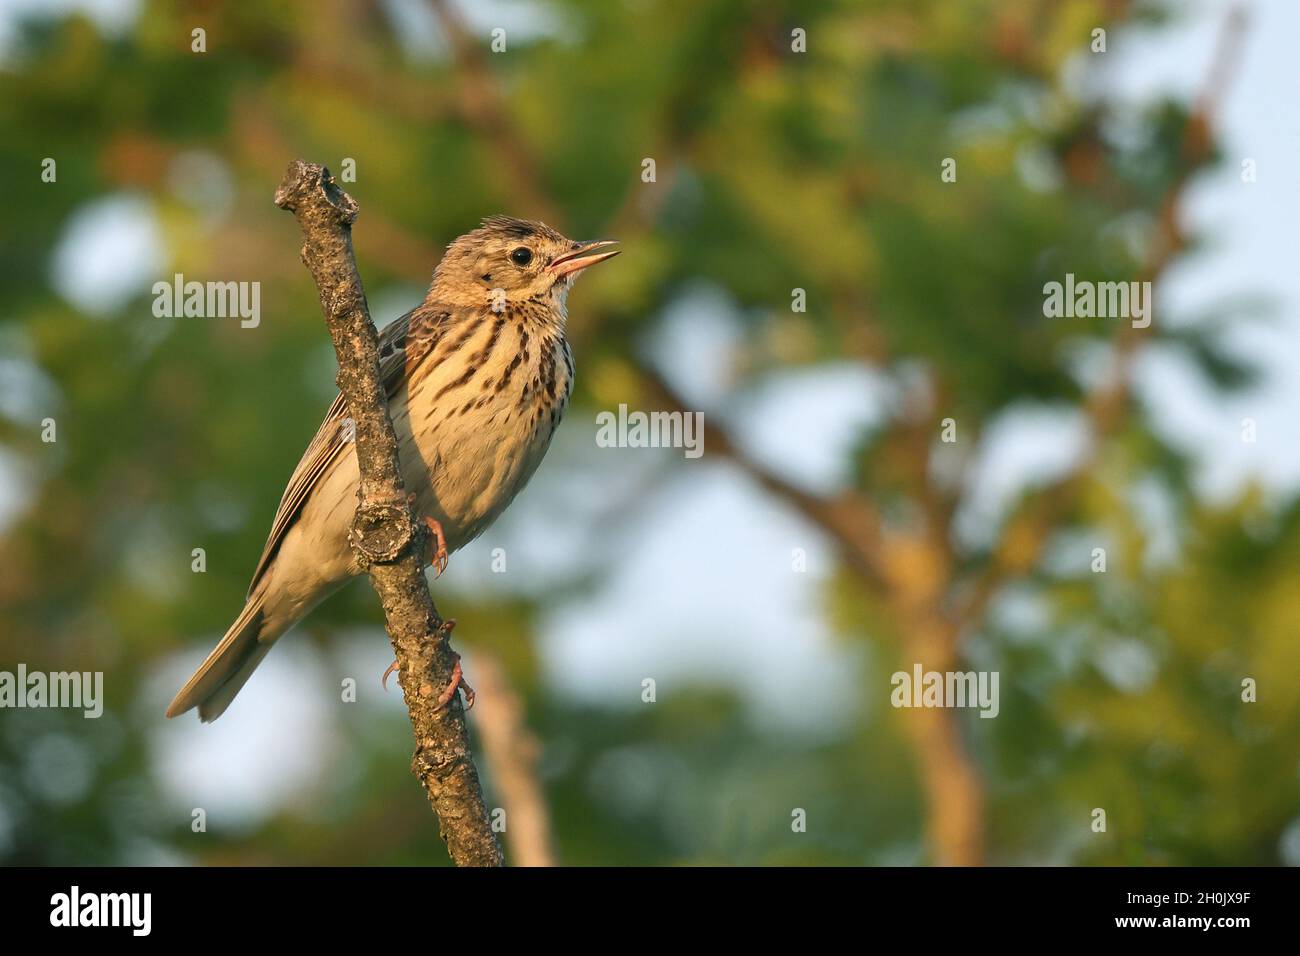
548;240;620;278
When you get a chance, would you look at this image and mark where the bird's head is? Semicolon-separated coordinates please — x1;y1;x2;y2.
428;215;619;313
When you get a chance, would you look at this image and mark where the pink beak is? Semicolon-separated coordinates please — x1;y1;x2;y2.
548;240;620;278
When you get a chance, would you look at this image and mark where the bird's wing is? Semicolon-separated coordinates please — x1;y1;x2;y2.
246;309;420;597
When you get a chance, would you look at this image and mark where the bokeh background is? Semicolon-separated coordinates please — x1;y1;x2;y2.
2;0;1298;866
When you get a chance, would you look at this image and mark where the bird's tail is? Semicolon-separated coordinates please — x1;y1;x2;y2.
165;599;269;722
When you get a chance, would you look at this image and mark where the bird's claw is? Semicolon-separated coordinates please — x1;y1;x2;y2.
434;653;475;712
423;517;450;577
405;493;449;577
381;622;472;710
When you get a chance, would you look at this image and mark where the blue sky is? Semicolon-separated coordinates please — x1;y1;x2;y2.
1108;0;1300;497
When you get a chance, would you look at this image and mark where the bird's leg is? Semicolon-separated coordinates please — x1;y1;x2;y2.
432;618;474;711
435;651;476;712
422;516;450;577
380;619;474;711
405;492;449;577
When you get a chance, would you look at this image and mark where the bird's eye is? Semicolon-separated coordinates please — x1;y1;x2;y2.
510;247;533;266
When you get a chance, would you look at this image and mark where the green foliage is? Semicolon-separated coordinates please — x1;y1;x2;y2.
0;0;1291;866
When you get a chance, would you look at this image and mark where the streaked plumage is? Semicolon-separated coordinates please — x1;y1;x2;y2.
167;217;617;720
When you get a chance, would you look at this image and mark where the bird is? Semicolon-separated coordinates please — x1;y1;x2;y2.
166;216;619;721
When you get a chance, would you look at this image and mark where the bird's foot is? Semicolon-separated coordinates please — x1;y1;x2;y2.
435;651;476;712
406;493;449;577
423;517;450;577
380;620;473;710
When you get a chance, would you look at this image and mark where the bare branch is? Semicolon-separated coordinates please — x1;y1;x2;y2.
274;159;502;867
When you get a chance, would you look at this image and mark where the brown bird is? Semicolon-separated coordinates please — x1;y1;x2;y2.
166;216;619;721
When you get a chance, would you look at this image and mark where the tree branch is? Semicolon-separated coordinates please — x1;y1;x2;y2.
636;363;891;592
273;159;502;867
